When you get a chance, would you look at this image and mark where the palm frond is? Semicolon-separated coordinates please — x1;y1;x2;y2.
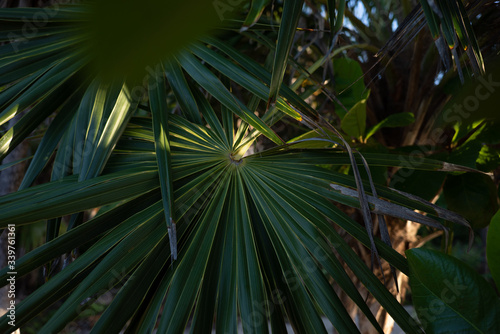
0;2;482;333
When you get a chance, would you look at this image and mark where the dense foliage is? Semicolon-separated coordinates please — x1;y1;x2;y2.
0;1;499;333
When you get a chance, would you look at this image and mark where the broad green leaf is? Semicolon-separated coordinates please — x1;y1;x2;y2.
476;145;500;172
341;99;367;139
444;173;499;229
365;112;415;140
448;140;482;169
392;169;446;201
333;57;367;119
487;209;500;289
408;248;500;333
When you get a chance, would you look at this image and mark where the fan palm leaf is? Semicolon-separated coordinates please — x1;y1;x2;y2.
0;1;483;333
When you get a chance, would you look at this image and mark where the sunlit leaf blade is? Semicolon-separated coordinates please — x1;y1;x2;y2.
176;50;283;144
0;56;84;160
341;98;367;139
0;67;48;117
78;81;138;181
0;82;75;162
0;52;84;126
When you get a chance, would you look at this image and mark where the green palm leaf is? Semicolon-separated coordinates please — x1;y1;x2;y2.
0;2;484;333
